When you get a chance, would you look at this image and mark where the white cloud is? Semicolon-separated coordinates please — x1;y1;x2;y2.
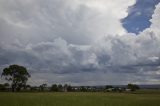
150;3;160;35
0;0;136;45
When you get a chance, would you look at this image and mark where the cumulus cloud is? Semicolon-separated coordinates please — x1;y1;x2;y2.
0;0;160;85
0;0;135;45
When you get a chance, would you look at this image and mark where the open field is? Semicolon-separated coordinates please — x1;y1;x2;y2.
0;91;160;106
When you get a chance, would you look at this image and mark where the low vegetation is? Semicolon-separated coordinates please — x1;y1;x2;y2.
0;91;160;106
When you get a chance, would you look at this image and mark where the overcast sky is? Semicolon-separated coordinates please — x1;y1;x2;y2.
0;0;160;86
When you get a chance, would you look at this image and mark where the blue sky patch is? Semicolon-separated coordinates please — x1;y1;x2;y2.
122;0;160;34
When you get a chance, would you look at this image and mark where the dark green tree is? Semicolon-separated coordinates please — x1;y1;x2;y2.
0;83;10;91
127;83;140;91
39;83;47;91
80;86;87;92
50;84;58;91
1;64;30;92
67;85;72;92
0;84;5;91
105;85;113;89
57;84;63;92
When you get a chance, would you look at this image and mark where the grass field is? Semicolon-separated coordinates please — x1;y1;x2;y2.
0;91;160;106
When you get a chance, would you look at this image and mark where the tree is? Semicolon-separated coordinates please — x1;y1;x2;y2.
1;64;30;92
63;84;73;92
57;84;63;92
105;85;113;89
50;84;58;91
0;83;10;91
80;86;87;92
39;83;47;91
0;84;6;91
127;84;140;91
67;85;72;92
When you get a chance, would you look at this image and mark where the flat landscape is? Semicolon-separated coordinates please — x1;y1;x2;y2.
0;90;160;106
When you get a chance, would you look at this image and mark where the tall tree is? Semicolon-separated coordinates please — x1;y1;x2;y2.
1;64;30;92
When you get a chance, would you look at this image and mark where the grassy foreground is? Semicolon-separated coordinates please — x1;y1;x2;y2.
0;91;160;106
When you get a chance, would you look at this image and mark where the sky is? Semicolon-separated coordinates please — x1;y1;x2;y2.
0;0;160;86
122;0;160;34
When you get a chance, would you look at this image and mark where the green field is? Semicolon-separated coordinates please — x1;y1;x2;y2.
0;91;160;106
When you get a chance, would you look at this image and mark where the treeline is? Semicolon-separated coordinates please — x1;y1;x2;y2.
0;83;10;91
0;83;139;92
